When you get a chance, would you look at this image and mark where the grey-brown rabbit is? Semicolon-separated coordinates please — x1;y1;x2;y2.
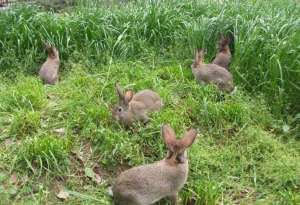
112;83;163;127
112;124;198;205
39;43;60;85
191;49;234;92
212;34;232;70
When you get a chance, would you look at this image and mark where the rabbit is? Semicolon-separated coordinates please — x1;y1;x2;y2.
191;48;234;92
39;43;60;85
112;124;198;205
112;83;163;127
212;34;232;70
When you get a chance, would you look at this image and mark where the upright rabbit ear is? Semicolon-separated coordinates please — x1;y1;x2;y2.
220;33;225;40
194;49;199;60
219;33;231;45
197;48;205;62
115;82;124;101
43;41;50;47
180;128;197;149
124;90;134;105
44;42;51;52
161;124;176;151
44;43;57;58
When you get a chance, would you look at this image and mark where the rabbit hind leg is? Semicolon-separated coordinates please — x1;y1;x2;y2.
168;193;178;205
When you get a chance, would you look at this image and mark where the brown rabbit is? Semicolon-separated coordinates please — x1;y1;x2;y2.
112;124;198;205
212;34;232;70
39;43;60;85
191;49;234;92
112;83;163;127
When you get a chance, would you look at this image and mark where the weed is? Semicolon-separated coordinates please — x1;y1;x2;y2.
17;134;70;172
0;75;46;112
9;110;41;138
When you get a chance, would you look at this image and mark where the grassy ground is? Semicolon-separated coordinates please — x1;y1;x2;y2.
0;0;300;205
1;0;300;114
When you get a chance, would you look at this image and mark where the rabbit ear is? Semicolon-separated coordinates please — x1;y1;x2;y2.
115;82;124;101
180;128;197;149
44;42;50;48
124;90;134;105
44;43;57;58
219;33;231;43
200;48;207;54
44;43;51;52
217;35;231;52
226;37;231;44
194;49;199;61
161;124;176;151
220;33;225;40
222;36;230;44
197;49;205;63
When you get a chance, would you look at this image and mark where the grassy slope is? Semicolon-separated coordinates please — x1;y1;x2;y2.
1;61;300;204
0;0;300;205
0;0;300;114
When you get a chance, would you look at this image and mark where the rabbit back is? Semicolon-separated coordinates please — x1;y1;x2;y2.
196;64;234;92
113;160;188;205
39;59;59;84
212;52;231;70
131;89;163;112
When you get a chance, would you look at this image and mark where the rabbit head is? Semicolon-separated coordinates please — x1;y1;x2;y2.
112;83;135;126
44;43;59;59
162;124;197;164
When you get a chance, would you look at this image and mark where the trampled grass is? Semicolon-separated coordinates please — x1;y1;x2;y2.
0;0;300;205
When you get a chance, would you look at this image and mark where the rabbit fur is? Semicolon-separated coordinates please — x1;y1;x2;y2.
191;49;234;92
112;83;163;127
39;43;60;85
212;34;232;70
112;124;197;205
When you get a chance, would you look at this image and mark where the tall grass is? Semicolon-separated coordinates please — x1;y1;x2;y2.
0;0;299;114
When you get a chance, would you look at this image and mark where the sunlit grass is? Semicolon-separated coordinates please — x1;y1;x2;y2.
0;0;299;204
0;61;299;204
0;0;299;114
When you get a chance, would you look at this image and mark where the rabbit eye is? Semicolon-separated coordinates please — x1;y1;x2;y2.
118;107;122;112
176;154;185;163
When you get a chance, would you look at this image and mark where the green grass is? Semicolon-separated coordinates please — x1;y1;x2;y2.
1;61;299;204
0;0;300;115
0;0;300;204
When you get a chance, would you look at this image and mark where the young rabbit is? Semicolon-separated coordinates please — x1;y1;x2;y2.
212;34;232;70
191;48;234;92
112;83;163;127
112;124;198;205
39;43;60;85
